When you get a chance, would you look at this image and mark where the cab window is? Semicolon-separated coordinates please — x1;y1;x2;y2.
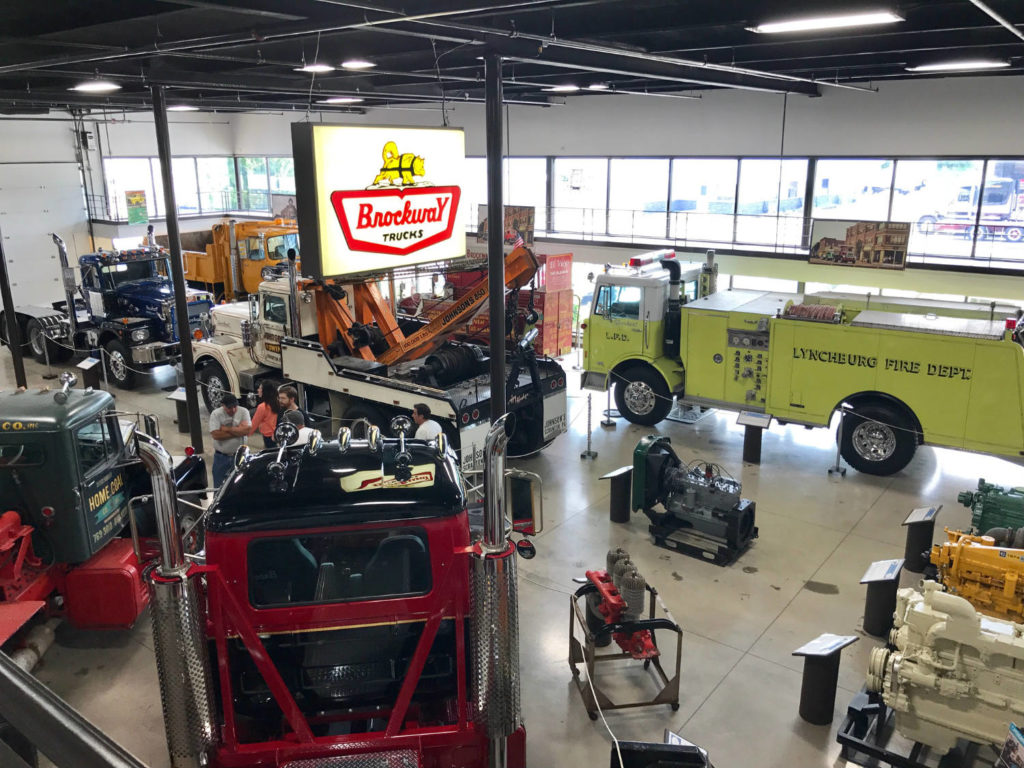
267;234;300;262
594;284;642;319
262;294;287;324
76;418;116;475
248;527;431;607
0;444;45;468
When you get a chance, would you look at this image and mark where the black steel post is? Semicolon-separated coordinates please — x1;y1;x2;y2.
0;651;148;768
152;86;205;453
0;228;26;388
485;53;506;422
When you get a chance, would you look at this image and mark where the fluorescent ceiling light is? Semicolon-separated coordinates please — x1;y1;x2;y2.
906;59;1011;72
341;59;375;70
748;10;902;34
69;79;121;93
544;84;580;92
295;62;335;73
587;83;610;91
167;104;199;112
318;96;365;104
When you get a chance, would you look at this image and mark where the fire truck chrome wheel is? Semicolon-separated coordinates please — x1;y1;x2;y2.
624;381;656;415
614;366;672;426
851;421;896;462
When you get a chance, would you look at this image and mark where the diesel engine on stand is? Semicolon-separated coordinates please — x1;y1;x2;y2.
631;436;757;565
930;527;1024;622
959;478;1024;534
866;581;1024;754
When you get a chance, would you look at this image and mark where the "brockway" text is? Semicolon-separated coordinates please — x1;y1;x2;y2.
356;197;450;229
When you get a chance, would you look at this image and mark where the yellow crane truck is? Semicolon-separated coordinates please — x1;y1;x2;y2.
582;250;1024;475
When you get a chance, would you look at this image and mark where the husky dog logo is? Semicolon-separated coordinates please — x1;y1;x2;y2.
331;140;460;256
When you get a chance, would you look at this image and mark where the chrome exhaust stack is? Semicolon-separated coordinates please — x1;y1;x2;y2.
137;432;216;768
470;414;522;768
228;219;242;299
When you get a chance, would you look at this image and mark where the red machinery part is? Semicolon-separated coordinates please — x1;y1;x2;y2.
64;539;149;629
585;569;658;660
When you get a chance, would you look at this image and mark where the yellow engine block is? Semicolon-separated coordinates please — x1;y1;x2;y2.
930;527;1024;622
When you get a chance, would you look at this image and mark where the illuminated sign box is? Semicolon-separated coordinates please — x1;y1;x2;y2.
292;123;466;280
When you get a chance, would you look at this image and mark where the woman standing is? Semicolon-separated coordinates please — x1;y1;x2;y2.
249;380;281;449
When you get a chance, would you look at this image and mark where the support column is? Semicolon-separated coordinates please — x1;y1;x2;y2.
152;86;204;453
485;53;505;423
0;228;26;388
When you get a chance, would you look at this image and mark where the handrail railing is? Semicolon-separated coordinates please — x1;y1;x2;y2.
0;650;149;768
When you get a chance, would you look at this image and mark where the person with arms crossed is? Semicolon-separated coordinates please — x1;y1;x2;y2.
210;393;250;487
412;402;443;441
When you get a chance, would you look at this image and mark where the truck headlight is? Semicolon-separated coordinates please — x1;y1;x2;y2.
131;328;150;342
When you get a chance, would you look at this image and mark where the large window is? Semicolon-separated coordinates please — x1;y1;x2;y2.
669;158;738;243
103;158;157;220
553;158;608;236
238;156;269;211
812;159;894;222
197;157;237;212
462;158;487;233
150;157;201;216
608;158;669;238
268;157;295;195
505;158;548;230
736;158;807;247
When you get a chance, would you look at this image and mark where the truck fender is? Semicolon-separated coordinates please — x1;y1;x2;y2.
834;391;924;444
193;344;243;394
608;357;684;394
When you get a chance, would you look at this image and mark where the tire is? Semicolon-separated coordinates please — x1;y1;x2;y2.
198;360;230;413
1005;225;1024;243
103;338;136;389
839;402;917;476
916;215;937;235
614;366;672;426
345;403;386;437
25;318;48;363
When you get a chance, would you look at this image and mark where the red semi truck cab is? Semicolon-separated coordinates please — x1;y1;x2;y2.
197;429;526;768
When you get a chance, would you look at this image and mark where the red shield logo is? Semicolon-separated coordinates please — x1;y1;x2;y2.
331;186;461;256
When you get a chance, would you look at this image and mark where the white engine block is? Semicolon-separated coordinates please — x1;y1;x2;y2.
867;581;1024;753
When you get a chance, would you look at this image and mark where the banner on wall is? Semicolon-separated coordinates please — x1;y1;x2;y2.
475;205;535;249
125;190;148;225
291;123;466;280
809;219;909;270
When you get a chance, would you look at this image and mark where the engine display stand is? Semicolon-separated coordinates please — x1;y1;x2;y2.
645;507;758;566
837;689;990;768
568;583;682;721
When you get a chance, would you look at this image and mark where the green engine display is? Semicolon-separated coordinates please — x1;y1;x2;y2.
959;479;1024;535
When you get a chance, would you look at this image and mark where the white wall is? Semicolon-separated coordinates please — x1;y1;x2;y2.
229;75;1024;158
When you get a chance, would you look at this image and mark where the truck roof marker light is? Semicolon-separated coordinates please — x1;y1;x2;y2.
184;446;195;457
628;250;676;267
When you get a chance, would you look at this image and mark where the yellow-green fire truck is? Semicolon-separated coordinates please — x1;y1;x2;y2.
582;250;1024;475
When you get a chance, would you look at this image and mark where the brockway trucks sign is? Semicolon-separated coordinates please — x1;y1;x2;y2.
293;124;466;279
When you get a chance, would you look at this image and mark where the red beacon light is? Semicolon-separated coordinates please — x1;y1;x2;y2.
627;249;676;268
184;446;195;457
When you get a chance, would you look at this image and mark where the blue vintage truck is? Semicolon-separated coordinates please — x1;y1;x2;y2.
3;235;213;388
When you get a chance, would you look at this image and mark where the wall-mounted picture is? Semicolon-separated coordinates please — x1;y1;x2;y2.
809;219;909;270
271;193;298;220
476;205;535;248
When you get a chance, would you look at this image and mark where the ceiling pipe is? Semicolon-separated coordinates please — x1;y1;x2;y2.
406;18;876;93
966;0;1024;43
0;0;566;76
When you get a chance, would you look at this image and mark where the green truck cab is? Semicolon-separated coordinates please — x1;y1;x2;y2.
0;378;206;629
583;251;1024;476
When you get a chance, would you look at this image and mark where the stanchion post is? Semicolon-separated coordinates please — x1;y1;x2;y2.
99;347;109;390
41;336;56;380
581;393;598;460
601;385;616;428
828;406;848;477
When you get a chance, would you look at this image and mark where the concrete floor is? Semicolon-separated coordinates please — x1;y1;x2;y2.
4;351;1021;768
